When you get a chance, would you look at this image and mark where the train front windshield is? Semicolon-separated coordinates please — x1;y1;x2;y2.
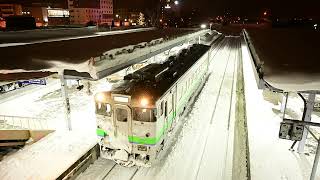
96;102;112;117
133;108;156;122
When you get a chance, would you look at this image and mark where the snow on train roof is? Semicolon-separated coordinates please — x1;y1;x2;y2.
0;28;195;81
245;28;320;92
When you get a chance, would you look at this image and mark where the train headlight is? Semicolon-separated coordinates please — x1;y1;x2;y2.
140;98;148;107
95;93;105;102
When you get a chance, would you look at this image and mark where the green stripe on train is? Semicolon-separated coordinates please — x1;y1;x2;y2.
128;111;176;145
128;71;205;145
97;128;108;137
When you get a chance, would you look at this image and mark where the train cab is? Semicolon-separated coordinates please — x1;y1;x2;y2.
94;89;160;165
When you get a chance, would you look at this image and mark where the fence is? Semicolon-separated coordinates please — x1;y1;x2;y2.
0;115;49;130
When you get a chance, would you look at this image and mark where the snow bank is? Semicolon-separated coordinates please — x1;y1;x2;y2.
242;39;320;180
0;130;97;180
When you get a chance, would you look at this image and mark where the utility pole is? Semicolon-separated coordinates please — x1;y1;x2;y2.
59;71;72;131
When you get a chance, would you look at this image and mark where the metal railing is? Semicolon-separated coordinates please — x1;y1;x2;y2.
0;115;49;130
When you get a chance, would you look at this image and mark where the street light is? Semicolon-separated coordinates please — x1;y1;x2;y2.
200;24;207;29
174;1;179;5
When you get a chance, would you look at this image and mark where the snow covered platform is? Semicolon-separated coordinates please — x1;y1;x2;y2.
0;28;195;72
0;130;97;180
244;28;320;92
0;28;209;81
242;36;320;180
0;27;153;45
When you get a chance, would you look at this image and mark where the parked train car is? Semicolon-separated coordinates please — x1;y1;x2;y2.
94;44;211;166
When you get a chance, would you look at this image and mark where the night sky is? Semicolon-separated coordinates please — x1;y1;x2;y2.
114;0;320;18
0;0;319;18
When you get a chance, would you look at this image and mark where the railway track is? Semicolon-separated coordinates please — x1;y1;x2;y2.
75;158;141;180
194;37;240;180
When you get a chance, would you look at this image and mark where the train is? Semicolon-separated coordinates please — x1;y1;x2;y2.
94;43;211;166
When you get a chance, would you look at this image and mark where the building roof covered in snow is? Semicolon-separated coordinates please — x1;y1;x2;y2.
0;28;196;81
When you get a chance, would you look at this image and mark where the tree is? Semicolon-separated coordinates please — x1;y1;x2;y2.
138;12;145;26
145;0;161;27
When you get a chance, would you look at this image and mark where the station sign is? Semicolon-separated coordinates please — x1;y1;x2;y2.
19;79;46;85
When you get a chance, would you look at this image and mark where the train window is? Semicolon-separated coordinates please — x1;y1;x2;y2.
105;104;112;117
178;86;182;100
133;108;156;122
97;103;102;110
160;101;164;116
116;108;127;122
172;94;174;111
165;101;168;118
185;82;187;92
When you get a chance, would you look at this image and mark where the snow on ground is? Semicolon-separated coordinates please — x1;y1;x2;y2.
0;37;241;180
77;158;116;180
0;77;97;131
242;39;320;180
0;130;97;180
126;37;239;180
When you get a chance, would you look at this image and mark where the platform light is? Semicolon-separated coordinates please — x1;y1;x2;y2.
200;24;207;29
140;98;149;107
174;1;179;5
95;93;105;102
314;24;318;30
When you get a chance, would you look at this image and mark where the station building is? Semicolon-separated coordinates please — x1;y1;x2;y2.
67;0;113;25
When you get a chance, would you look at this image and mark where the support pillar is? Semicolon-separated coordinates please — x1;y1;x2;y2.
86;80;92;95
59;72;72;131
298;93;316;153
311;141;320;180
281;92;288;114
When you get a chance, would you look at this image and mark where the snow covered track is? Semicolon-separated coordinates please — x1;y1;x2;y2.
193;37;240;180
76;158;141;180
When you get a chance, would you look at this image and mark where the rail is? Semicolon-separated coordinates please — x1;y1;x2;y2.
0;115;49;130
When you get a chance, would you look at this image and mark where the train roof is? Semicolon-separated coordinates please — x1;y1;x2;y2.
111;44;210;103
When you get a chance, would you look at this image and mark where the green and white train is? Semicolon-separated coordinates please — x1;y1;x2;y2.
94;44;211;166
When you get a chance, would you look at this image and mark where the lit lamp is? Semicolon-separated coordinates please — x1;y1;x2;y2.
140;98;149;107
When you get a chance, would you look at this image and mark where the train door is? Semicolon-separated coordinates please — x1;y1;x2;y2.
114;104;132;151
